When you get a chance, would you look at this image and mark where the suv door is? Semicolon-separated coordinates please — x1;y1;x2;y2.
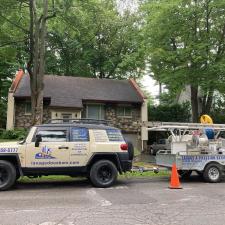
68;127;90;167
25;128;70;168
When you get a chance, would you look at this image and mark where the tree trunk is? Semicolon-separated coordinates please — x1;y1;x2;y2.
191;85;199;122
27;0;53;125
202;89;213;114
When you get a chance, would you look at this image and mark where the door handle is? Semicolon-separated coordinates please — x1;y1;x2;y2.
58;146;69;150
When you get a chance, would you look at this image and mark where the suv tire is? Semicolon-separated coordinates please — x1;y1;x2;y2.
127;142;134;160
0;160;16;191
203;163;222;183
90;160;118;188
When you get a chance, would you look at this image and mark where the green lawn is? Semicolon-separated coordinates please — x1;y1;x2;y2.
18;170;170;184
18;175;83;183
120;170;170;178
0;139;16;143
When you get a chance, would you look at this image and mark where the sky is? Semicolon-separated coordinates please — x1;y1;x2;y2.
141;75;160;98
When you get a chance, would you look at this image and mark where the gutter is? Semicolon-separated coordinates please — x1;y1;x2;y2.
9;69;24;93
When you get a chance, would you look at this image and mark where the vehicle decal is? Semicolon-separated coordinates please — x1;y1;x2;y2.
35;146;56;159
182;155;225;163
31;161;79;166
71;143;87;155
106;129;124;142
71;128;89;142
0;148;18;153
93;130;109;142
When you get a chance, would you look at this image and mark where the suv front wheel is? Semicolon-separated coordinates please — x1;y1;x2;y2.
89;160;118;188
0;160;16;191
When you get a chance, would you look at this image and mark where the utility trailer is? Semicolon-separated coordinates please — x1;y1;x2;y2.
147;122;225;182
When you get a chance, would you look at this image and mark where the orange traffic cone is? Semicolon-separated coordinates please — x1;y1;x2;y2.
169;163;182;189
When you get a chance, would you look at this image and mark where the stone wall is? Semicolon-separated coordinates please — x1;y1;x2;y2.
105;105;141;133
14;101;142;134
15;101;51;128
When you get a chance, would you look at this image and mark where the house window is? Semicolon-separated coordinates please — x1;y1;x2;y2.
25;102;32;115
86;105;105;120
61;113;72;123
117;106;132;118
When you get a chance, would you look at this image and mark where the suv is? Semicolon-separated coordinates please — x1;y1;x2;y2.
149;139;170;155
0;120;134;190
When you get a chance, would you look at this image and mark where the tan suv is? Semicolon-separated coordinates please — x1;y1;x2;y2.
0;120;134;190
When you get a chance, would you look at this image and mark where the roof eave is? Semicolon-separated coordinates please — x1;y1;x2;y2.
129;79;147;101
10;69;24;93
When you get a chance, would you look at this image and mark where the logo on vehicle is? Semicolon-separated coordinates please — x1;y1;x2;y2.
35;146;55;159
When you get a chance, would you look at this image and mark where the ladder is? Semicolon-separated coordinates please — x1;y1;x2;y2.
144;121;225;131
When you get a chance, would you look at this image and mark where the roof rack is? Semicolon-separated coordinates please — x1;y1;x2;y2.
47;118;110;125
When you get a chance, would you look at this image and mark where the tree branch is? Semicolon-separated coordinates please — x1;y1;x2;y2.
0;14;29;33
215;23;225;61
45;0;56;20
0;39;28;48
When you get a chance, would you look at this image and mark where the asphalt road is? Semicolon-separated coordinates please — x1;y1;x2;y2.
1;176;225;225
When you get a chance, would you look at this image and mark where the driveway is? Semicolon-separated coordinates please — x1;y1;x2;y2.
1;176;225;225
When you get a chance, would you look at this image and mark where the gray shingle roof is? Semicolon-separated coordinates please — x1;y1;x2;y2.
14;75;144;108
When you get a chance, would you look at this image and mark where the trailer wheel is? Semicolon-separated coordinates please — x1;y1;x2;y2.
203;163;222;183
178;170;192;179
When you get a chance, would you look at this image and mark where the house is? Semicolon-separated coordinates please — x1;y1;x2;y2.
7;70;148;150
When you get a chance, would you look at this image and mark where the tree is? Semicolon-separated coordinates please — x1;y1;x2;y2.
27;0;55;125
143;0;225;122
45;0;146;79
0;0;55;126
0;0;28;128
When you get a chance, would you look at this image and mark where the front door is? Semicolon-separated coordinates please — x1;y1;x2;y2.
25;128;70;168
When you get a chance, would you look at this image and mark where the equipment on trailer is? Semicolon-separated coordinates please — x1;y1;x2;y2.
147;121;225;183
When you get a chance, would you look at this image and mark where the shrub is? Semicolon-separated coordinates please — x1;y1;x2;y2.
0;128;28;140
148;102;191;122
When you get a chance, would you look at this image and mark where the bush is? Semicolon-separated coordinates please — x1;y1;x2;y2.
148;102;191;122
0;129;28;140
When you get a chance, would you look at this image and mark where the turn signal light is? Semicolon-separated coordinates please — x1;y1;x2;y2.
120;143;128;151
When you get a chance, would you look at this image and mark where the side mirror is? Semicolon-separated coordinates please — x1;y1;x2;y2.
19;136;25;141
35;134;42;147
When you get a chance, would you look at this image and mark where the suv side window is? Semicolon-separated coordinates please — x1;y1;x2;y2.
71;127;89;142
36;129;68;142
106;129;124;142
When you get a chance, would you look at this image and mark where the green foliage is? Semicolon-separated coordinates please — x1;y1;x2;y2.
0;128;28;140
210;94;225;124
148;102;191;122
143;0;225;86
142;0;225;117
0;0;28;128
46;0;146;78
158;92;178;105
